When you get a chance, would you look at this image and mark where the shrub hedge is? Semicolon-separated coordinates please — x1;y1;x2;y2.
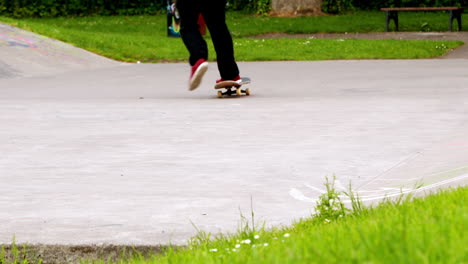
0;0;166;17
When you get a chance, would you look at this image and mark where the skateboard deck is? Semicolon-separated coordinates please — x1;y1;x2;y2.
214;77;251;98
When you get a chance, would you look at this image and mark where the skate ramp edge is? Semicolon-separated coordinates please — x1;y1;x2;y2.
0;22;121;78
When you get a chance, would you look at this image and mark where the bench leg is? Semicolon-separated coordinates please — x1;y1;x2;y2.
449;10;463;31
385;11;399;32
385;11;390;32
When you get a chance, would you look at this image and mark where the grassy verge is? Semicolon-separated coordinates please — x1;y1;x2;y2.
2;184;465;264
0;12;464;62
234;38;460;60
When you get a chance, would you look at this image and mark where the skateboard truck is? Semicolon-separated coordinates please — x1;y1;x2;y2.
214;77;251;98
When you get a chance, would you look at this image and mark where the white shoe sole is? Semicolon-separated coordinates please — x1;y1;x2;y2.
189;62;208;91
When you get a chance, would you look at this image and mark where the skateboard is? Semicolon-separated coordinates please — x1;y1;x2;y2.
214;77;251;98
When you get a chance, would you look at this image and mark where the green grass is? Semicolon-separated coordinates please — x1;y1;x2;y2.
0;11;464;62
118;186;467;264
234;38;460;60
226;11;468;36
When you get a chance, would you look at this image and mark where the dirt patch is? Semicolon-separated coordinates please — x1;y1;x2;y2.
1;244;174;264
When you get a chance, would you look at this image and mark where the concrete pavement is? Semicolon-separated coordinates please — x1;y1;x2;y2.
0;24;467;246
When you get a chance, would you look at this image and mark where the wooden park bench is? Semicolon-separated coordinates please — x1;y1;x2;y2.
380;7;464;32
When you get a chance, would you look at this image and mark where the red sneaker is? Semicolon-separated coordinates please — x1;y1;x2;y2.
216;75;241;84
189;59;208;91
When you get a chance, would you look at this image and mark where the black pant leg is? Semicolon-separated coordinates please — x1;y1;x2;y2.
177;0;207;66
201;0;239;79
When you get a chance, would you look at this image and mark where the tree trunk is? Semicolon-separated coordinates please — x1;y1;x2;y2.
271;0;323;16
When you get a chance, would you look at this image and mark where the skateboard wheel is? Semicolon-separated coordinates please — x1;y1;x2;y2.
217;91;223;98
236;88;242;96
245;88;251;96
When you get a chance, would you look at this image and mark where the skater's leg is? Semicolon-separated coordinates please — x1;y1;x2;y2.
201;0;239;80
177;0;209;90
177;0;208;65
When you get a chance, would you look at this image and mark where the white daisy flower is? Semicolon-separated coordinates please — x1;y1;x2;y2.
241;239;251;244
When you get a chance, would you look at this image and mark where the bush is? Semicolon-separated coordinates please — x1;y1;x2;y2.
0;0;167;17
323;0;354;14
226;0;255;11
226;0;271;15
0;0;272;18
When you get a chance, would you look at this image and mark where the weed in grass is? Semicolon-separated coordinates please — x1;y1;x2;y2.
421;22;432;31
189;220;213;246
0;238;40;264
237;196;264;239
344;181;366;216
0;246;5;264
187;195;266;256
314;176;348;223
